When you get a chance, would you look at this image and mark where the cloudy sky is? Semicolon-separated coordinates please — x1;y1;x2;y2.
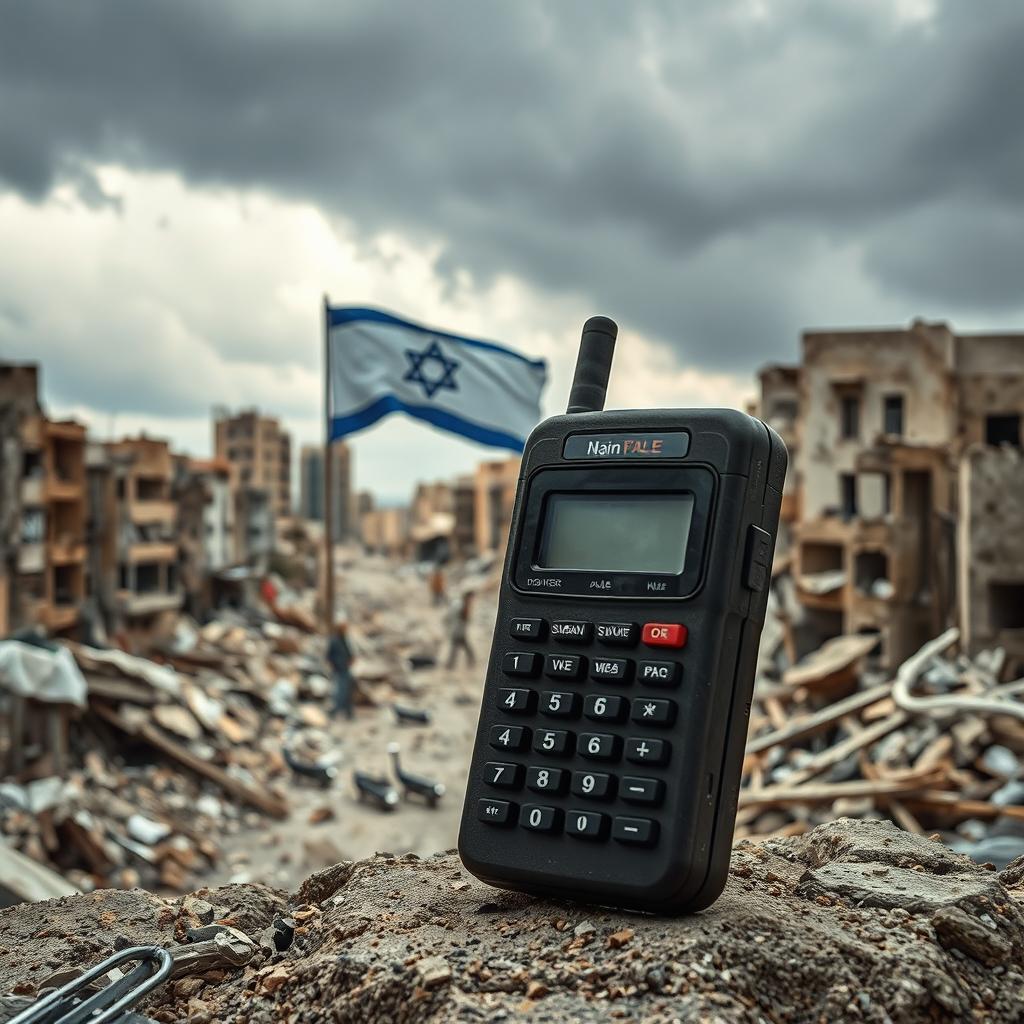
2;0;1022;501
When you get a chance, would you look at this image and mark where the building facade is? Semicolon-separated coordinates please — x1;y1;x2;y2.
759;320;1024;668
213;408;292;519
298;442;354;539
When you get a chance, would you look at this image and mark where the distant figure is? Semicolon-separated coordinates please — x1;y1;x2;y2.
446;590;476;670
327;619;355;720
429;565;446;606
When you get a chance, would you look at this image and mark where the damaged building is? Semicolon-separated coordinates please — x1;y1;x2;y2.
761;320;1024;669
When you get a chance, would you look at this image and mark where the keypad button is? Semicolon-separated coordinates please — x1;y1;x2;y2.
510;618;545;641
540;690;580;717
630;697;676;726
550;620;593;643
502;651;540;677
612;816;659;846
544;654;585;680
620;776;664;806
596;622;638;646
642;623;688;649
526;766;566;794
534;729;572;756
625;737;670;765
497;688;534;713
483;762;523;789
565;809;607;840
478;799;514;825
571;770;615;800
637;660;681;687
589;657;631;683
578;733;620;761
520;804;560;833
584;694;626;722
490;725;529;752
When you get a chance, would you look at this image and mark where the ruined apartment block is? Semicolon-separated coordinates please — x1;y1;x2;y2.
102;436;184;645
0;362;87;637
214;408;292;520
761;320;1024;669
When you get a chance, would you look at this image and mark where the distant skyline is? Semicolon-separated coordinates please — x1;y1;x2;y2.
2;2;1022;501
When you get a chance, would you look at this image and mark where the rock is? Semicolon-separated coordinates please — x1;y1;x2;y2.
3;821;1024;1022
933;906;1014;966
181;895;215;926
797;861;1000;914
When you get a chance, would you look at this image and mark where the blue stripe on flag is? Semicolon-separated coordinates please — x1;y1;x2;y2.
330;394;526;452
327;306;546;370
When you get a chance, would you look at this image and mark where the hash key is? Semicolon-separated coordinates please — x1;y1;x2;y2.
503;651;540;677
631;697;676;726
478;799;514;825
497;688;533;713
490;725;529;751
625;737;670;765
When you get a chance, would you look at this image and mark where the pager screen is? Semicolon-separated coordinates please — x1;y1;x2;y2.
536;492;694;574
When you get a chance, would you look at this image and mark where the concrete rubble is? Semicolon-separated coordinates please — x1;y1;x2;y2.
2;819;1024;1022
745;591;1024;869
0;562;462;906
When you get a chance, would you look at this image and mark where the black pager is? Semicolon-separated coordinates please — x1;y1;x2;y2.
458;316;787;914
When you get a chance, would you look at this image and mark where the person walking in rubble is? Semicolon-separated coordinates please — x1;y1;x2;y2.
429;564;446;606
327;618;355;720
446;589;476;670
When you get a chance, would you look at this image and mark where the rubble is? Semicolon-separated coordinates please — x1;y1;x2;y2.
3;819;1024;1021
744;615;1024;869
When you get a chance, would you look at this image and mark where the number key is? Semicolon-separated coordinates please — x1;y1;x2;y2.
584;694;625;722
540;690;580;717
565;809;607;840
533;729;571;756
578;733;620;761
484;762;523;789
497;688;534;713
490;725;528;751
520;804;560;833
526;766;566;794
571;771;614;800
503;652;540;677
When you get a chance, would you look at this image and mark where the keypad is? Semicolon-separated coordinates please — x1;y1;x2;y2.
480;616;685;850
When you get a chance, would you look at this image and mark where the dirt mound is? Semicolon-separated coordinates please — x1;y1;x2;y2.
3;818;1024;1022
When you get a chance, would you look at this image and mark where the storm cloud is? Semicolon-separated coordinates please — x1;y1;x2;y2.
2;0;1023;381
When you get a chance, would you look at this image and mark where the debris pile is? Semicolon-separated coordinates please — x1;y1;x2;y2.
745;618;1024;867
0;612;335;901
3;818;1024;1022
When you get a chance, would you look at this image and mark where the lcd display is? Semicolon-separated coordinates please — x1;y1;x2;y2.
536;492;695;574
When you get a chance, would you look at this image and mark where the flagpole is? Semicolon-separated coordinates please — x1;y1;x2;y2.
322;293;336;634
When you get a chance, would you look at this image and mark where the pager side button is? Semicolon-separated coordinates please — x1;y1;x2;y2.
744;525;773;592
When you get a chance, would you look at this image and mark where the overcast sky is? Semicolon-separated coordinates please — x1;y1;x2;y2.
2;0;1022;501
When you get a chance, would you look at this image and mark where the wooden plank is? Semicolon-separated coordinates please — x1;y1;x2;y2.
783;634;880;689
738;773;943;810
94;704;289;819
904;792;1024;822
745;682;892;755
0;841;79;905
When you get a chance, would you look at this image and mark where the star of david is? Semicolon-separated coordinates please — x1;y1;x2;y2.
403;339;460;399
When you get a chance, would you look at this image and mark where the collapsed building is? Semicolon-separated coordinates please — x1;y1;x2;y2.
760;320;1024;670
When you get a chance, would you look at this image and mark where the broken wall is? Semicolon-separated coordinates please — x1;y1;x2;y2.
799;323;956;521
959;444;1024;667
955;334;1024;450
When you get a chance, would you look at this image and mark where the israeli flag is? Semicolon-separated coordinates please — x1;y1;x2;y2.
327;307;547;452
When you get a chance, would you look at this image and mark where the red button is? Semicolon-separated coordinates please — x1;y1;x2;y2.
642;623;687;648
